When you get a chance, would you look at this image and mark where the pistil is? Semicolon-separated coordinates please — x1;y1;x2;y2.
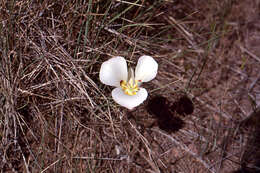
120;68;140;96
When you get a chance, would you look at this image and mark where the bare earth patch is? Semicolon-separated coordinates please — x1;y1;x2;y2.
1;0;260;172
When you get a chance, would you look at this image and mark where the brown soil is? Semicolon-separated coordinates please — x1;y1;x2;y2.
1;0;260;172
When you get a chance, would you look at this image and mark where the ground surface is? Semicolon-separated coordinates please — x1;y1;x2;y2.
1;0;260;172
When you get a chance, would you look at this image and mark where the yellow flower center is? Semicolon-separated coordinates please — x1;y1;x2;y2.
120;79;139;96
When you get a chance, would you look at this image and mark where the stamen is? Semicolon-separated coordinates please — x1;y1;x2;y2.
120;67;141;95
120;79;139;96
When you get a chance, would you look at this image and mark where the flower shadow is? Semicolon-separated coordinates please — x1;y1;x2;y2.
146;95;194;133
171;95;194;116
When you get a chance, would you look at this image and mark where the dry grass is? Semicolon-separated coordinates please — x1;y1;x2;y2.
1;0;260;172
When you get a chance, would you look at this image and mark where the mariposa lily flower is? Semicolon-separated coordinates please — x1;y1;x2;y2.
99;55;158;109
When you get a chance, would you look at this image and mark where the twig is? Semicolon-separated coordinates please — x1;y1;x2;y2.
165;16;202;52
153;129;216;173
115;0;143;7
249;73;260;92
103;26;150;52
240;105;260;125
238;45;260;63
72;156;124;161
192;94;232;119
40;157;64;173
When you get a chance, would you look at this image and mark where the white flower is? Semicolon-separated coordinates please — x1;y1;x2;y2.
99;55;158;109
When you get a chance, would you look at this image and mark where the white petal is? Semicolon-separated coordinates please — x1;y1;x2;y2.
112;88;148;110
135;55;158;82
99;56;128;87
